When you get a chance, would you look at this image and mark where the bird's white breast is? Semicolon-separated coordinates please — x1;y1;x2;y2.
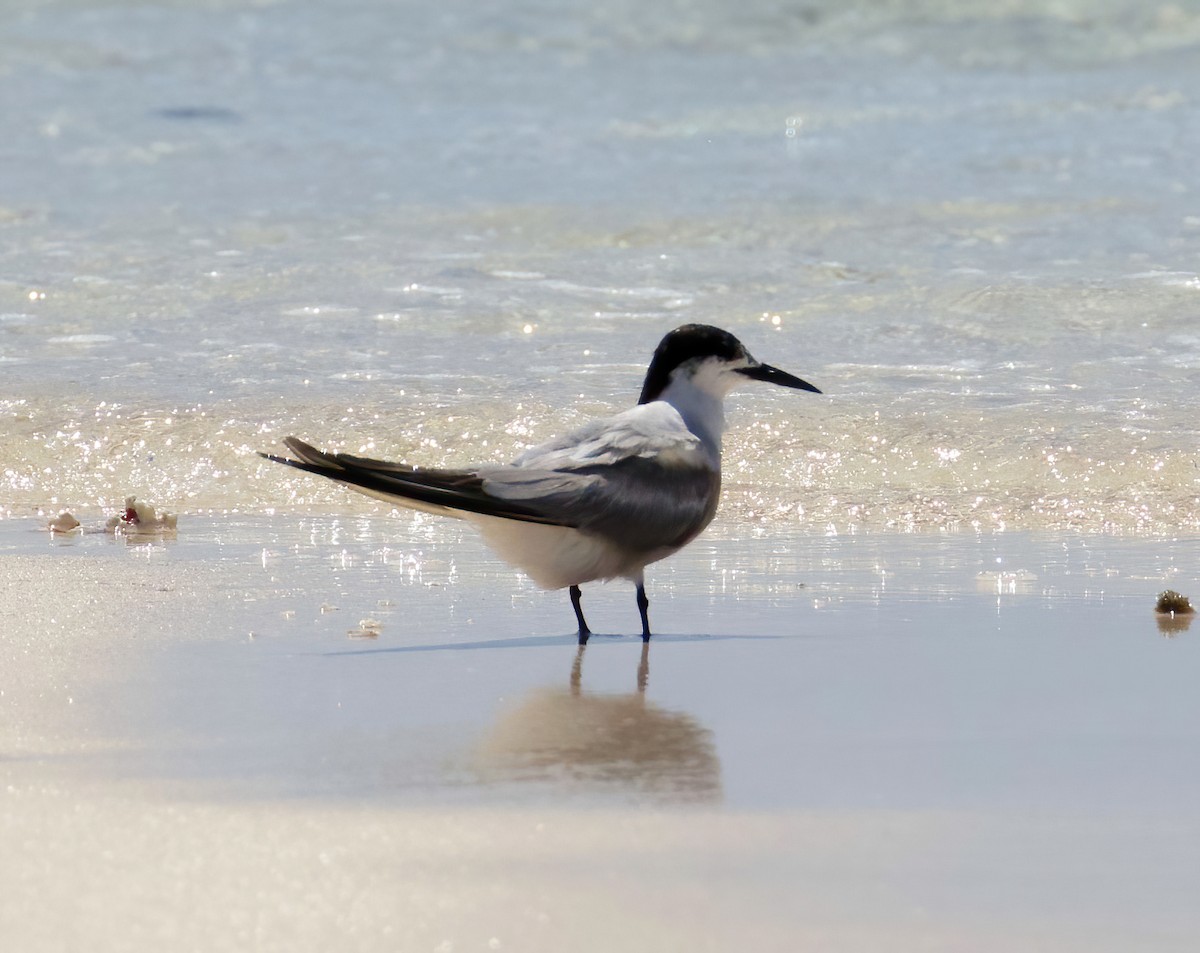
471;516;654;589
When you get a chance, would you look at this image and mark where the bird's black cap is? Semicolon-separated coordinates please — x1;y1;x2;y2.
638;324;819;403
638;325;748;404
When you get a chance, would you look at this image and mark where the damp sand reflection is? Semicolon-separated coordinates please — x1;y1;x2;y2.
474;644;721;804
1156;613;1194;638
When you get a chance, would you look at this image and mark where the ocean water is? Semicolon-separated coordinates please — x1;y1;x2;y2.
2;0;1199;533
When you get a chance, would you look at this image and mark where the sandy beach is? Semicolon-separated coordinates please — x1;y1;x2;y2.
4;515;1199;950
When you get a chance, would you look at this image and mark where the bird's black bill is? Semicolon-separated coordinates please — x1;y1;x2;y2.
738;362;821;393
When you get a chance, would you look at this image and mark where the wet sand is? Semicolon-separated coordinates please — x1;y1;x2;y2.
3;515;1199;950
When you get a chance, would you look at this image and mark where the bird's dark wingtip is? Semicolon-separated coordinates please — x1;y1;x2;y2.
258;437;344;474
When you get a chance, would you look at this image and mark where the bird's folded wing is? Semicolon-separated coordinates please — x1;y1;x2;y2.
262;437;595;526
489;455;720;552
502;403;720;547
264;402;718;547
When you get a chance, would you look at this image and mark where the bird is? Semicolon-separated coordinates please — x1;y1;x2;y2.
261;323;821;643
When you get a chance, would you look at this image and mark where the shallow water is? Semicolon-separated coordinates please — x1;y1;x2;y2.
2;0;1199;531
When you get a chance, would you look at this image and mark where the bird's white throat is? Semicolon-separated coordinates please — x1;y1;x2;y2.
657;367;731;459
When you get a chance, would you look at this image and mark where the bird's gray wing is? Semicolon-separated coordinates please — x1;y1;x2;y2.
263;402;719;548
261;437;594;526
487;402;721;550
485;456;721;553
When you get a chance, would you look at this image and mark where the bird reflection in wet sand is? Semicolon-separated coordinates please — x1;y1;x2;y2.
475;644;721;803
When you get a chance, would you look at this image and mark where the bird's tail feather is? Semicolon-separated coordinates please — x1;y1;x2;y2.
260;437;573;526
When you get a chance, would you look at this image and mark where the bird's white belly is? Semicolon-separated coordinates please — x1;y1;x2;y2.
472;516;666;589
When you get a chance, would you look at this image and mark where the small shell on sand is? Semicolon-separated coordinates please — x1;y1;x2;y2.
1154;590;1195;615
348;619;384;639
106;496;178;534
48;511;81;533
1154;590;1195;636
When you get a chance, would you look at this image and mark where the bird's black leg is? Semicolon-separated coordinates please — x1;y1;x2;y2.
570;584;591;645
636;582;651;642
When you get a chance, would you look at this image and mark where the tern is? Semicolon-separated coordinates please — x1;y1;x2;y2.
262;324;820;643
